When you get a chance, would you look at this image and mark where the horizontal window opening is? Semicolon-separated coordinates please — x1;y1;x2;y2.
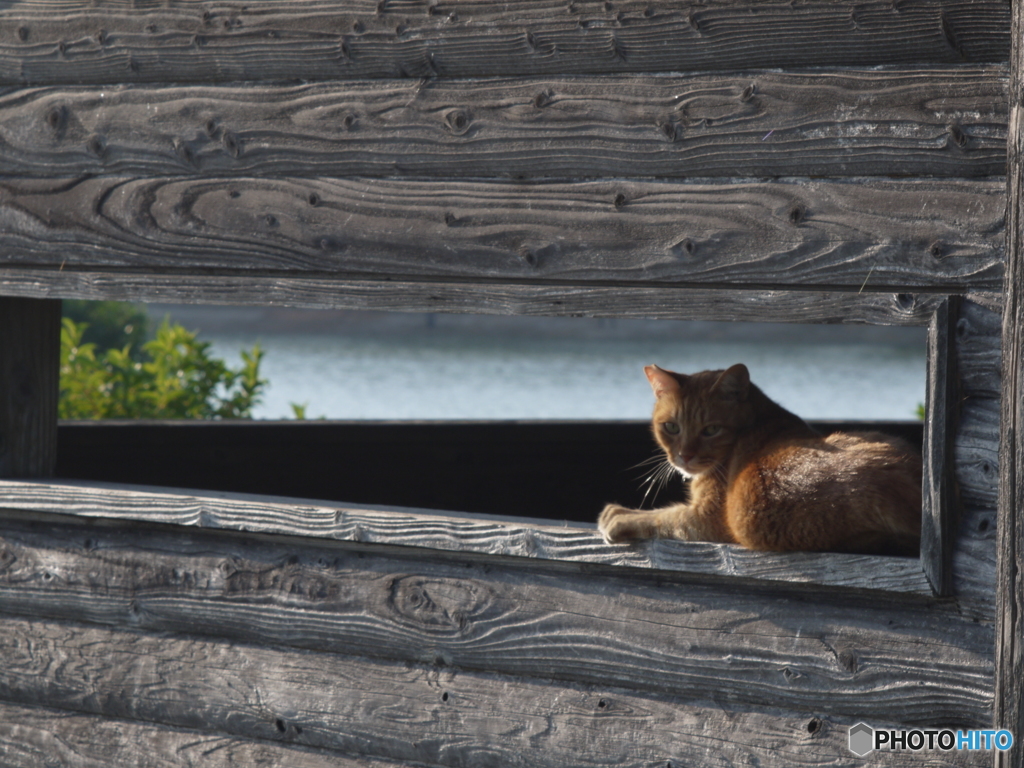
146;303;926;422
60;303;927;543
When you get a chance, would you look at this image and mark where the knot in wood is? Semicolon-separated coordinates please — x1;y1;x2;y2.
45;105;67;133
895;293;916;312
174;138;197;168
947;123;969;150
87;134;106;158
444;109;471;135
387;575;486;634
671;238;696;258
222;131;241;157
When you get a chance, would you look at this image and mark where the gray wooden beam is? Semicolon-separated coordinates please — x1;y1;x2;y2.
0;700;386;768
0;479;936;595
0;619;987;768
0;177;1005;293
0;0;1010;85
0;297;59;478
0;270;969;322
995;1;1024;764
0;511;994;726
0;70;1007;179
921;296;961;596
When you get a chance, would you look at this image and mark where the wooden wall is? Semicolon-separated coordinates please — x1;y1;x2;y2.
0;0;1013;765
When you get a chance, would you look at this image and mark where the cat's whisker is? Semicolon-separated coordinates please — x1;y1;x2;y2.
630;453;670;473
639;459;678;508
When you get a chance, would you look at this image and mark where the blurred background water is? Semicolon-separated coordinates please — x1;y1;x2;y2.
149;305;927;422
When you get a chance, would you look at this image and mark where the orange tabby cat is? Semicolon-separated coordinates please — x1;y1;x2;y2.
598;364;922;555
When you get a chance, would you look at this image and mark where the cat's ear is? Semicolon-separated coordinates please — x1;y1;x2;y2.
645;365;682;398
713;364;750;401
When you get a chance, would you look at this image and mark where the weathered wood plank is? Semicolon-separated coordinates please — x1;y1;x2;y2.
957;396;1000;509
0;0;1010;85
0;69;1008;179
0;268;966;325
0;297;59;478
956;299;1002;397
0;480;935;595
0;515;994;725
952;504;997;623
950;393;998;623
922;297;960;596
0;177;1005;292
0;702;395;768
995;3;1024;763
0;620;989;767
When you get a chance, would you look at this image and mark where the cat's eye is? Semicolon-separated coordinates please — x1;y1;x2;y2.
662;422;680;435
701;425;722;437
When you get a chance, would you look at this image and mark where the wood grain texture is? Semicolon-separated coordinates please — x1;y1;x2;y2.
952;503;998;624
0;702;394;768
956;298;1002;397
0;514;994;725
0;297;59;478
955;396;1000;508
995;3;1024;763
0;620;989;768
0;176;1005;292
921;297;959;595
0;0;1010;85
0;69;1008;179
0;268;964;325
0;480;935;595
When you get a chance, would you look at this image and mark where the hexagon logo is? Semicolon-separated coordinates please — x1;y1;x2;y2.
849;723;874;756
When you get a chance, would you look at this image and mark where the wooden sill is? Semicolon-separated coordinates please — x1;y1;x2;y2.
0;478;935;598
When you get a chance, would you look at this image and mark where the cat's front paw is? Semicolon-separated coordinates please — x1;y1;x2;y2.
598;504;648;544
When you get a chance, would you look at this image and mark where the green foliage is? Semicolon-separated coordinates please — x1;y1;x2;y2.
60;317;267;420
62;299;149;360
916;403;926;421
